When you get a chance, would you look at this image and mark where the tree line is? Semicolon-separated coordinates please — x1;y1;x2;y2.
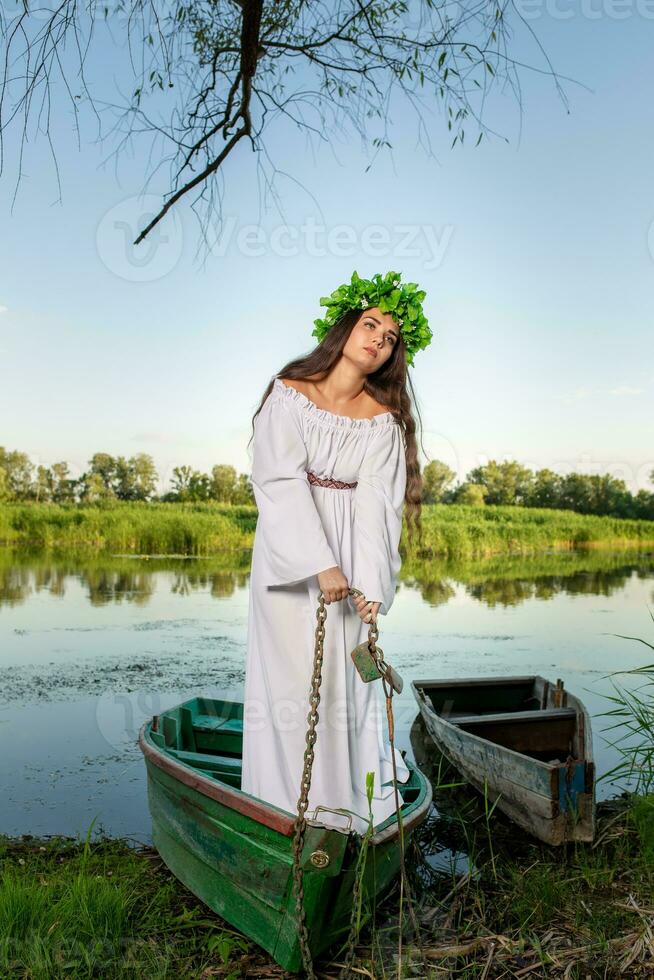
0;450;253;505
0;447;652;520
423;460;654;520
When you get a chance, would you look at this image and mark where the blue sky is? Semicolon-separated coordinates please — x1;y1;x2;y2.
1;5;652;494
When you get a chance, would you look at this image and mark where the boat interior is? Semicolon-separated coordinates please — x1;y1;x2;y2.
417;676;583;763
147;696;425;806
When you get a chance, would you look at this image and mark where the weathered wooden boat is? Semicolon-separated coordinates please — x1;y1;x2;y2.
139;696;432;972
411;675;595;845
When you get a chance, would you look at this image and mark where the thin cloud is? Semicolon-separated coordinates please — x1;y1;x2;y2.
0;305;8;315
556;386;592;405
608;385;644;397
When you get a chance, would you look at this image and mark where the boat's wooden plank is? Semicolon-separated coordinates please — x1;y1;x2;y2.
180;707;198;751
194;733;243;758
415;693;558;790
149;768;299;906
413;676;541;716
467;781;564;844
149;730;165;749
412;676;537;689
468;724;573;756
420;711;557;800
462;718;575;756
558;760;589;811
451;707;577;726
194;715;243;734
168;748;241;773
162;714;181;749
455;767;555;822
151;814;289;945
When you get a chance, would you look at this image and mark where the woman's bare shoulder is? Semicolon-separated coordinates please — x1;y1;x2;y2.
366;392;391;414
277;377;303;393
278;376;388;417
278;377;324;402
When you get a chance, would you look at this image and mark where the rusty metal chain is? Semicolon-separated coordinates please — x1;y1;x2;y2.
291;590;328;980
291;587;409;979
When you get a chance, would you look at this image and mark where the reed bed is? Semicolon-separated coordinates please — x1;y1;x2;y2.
0;501;256;555
415;504;654;560
597;612;654;798
0;501;652;559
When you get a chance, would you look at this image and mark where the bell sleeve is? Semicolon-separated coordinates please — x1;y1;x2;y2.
350;423;407;617
250;389;338;587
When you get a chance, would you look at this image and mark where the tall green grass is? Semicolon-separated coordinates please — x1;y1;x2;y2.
0;501;256;554
0;829;243;978
416;503;654;559
598;611;654;795
1;500;652;558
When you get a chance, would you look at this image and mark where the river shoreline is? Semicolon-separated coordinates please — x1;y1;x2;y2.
1;793;651;978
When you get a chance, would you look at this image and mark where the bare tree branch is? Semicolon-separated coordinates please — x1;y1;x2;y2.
0;0;582;253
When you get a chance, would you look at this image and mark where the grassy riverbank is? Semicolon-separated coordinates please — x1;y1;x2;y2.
1;500;653;559
1;794;652;978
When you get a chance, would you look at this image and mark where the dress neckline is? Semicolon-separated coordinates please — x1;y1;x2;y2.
273;378;397;428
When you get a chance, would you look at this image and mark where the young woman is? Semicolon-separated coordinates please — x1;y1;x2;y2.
241;271;430;835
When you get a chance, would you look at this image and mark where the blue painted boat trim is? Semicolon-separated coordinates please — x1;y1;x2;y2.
558;761;587;812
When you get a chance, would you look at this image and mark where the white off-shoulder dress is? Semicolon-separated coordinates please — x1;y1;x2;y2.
240;377;410;835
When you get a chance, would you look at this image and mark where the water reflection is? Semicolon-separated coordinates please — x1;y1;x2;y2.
406;550;654;607
1;548;652;609
1;547;653;840
0;552;253;607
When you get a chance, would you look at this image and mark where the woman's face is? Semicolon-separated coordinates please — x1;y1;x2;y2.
344;307;399;373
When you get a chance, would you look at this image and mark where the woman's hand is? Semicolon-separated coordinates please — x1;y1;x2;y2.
351;593;381;625
317;566;350;604
316;568;381;623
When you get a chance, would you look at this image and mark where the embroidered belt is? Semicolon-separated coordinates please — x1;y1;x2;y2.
306;469;358;490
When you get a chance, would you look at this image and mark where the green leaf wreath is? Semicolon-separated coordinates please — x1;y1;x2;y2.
311;270;433;367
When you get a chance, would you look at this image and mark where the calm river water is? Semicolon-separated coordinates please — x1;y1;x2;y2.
1;549;652;843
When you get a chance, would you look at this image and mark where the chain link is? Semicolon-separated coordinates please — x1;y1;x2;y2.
291;590;327;979
290;587;413;979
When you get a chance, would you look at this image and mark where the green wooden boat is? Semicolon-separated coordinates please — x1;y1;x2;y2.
139;696;432;972
412;675;595;845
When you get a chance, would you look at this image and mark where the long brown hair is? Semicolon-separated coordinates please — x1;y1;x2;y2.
248;308;424;550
